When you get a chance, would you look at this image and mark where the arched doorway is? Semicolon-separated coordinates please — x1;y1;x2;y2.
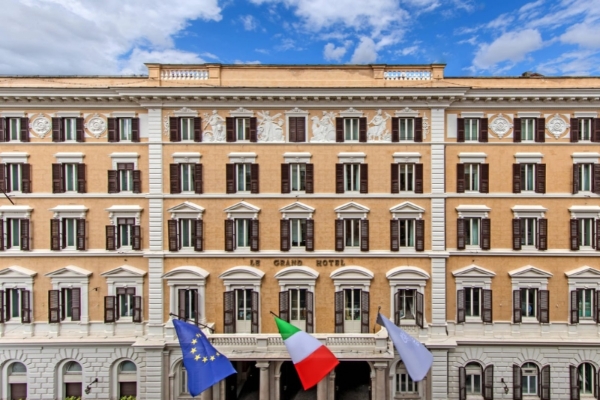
335;361;371;400
225;361;260;400
279;361;317;400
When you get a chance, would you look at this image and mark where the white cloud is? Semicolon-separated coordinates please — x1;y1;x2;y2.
323;43;347;61
560;22;600;48
121;49;207;74
519;0;544;14
240;14;258;31
398;45;419;56
233;60;262;64
0;0;222;74
350;37;377;63
458;36;479;46
473;29;543;69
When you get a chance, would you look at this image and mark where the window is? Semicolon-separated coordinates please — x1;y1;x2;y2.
464;119;479;141
119;118;133;141
399;219;415;248
118;361;137;399
0;218;30;251
331;266;373;334
512;206;548;250
236;219;252;249
396;362;418;394
521;288;537;318
396;289;415;320
520;164;536;191
64;118;77;141
464;287;481;318
117;287;135;318
399;118;414;141
120;163;133;192
226;156;259;194
236;288;253;333
392;116;423;143
287;116;307;142
8;362;27;400
399;164;414;192
521;118;536;141
465;363;482;395
8;118;20;141
289;288;307;327
578;289;594;320
521;363;538;396
344;219;361;248
180;118;194;141
276;266;317;332
237;163;252;192
572;155;600;195
578;363;595;396
515;363;550;400
108;162;141;194
391;218;425;252
52;117;84;142
514;117;545;143
510;266;551;324
520;218;538;247
457;155;489;193
0;288;31;323
577;164;593;192
454;264;494;324
336;153;367;194
579;119;593;141
464;218;480;246
512;153;545;194
345;164;361;192
63;361;83;398
282;153;313;194
344;118;359;141
343;288;362;332
168;218;203;252
224;201;260;252
391;158;424;194
48;287;81;322
236;118;251;141
280;202;315;252
52;163;86;194
106;207;142;251
388;266;428;328
464;164;479;191
1;117;29;143
334;202;370;252
569;206;600;251
456;205;491;251
181;164;196;192
290;163;306;192
108;117;140;142
178;288;199;322
579;218;595;248
1;163;31;193
169;116;200;142
220;266;263;334
180;364;189;396
225;116;257;142
290;219;307;248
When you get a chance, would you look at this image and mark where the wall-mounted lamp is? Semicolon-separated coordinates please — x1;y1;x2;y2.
500;378;509;394
84;378;99;395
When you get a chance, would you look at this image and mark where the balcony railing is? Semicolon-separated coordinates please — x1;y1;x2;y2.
160;69;209;80
384;70;432;80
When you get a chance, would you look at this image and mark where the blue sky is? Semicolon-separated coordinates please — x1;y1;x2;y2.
1;0;599;76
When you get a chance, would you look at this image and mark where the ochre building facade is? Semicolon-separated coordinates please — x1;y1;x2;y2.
0;63;600;400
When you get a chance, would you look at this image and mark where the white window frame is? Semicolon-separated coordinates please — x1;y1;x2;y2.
387;266;429;326
399;118;415;141
285;108;309;143
224;201;260;253
172;153;201;194
280;201;315;252
236;117;251;141
0;266;35;325
57;360;84;400
235;218;252;249
464;164;480;192
2;361;28;400
335;201;370;252
390;359;426;399
112;360;139;400
566;266;600;324
338;152;366;193
344;117;360;141
0;206;32;251
511;206;547;250
275;266;319;330
109;153;139;170
330;266;374;332
119;118;133;141
168;202;205;252
48;205;88;251
569;206;600;250
464;118;479;142
180;117;194;141
509;265;552;322
101;265;145;324
579;119;593;142
45;265;91;324
465;362;483;396
163;266;209;325
521;362;539;396
8;118;21;142
63;118;77;142
453;264;495;323
228;153;257;194
456;205;490;251
1;152;29;194
219;266;264;333
572;153;600;193
578;362;595;396
521;118;536;142
105;205;142;251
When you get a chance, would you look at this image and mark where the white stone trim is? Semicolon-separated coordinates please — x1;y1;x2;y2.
167;202;204;220
279;202;314;219
508;265;552;290
219;266;264;291
101;266;145;323
330;266;374;291
173;107;198;117
447;114;458;139
452;264;495;290
461;112;484;118
49;205;88;219
0;112;25;118
574;112;598;118
458;153;487;164
112;112;137;118
572;153;600;164
45;265;92;324
0;205;33;219
392;152;421;164
569;206;600;219
389;202;425;220
335;201;370;219
337;152;366;164
105;205;143;225
514;153;543;164
55;112;81;118
224;201;260;219
517;112;541;118
512;205;547;219
395;108;420;118
283;152;312;164
228;152;257;163
163;266;209;323
565;266;600;292
110;153;139;169
386;266;429;325
229;108;254;118
285;107;309;117
456;205;490;219
172;152;201;164
0;152;29;164
339;107;364;118
54;152;85;164
274;266;319;291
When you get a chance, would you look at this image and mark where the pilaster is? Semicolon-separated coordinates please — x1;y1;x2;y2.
430;349;449;400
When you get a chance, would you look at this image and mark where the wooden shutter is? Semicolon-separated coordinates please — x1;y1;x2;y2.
596;290;600;324
594;164;600;195
458;366;466;400
335;118;344;142
359;117;367;142
335;290;344;333
335;163;344;193
415;219;425;252
0;290;4;323
250;164;259;194
414;163;424;194
414;117;423;142
513;118;522;142
573;164;580;194
107;170;119;194
535;117;546;143
49;290;61;323
415;291;424;328
71;287;81;321
305;163;314;194
51;219;61;250
359;163;368;193
280;219;290;251
391;164;399;193
570;365;580;400
131;295;142;323
250;219;259;251
0;166;5;194
193;219;203;252
76;219;86;250
394;290;401;325
169;117;180;142
538;218;548;250
479;118;488;142
538;290;550;323
457;218;466;250
225;117;235;142
226;164;236;194
75;117;85;142
52;117;63;142
132;170;141;193
513;164;521;193
169;164;181;194
597;219;600;250
249;117;257;142
483;364;494;400
457;289;465;323
194;164;203;194
104;296;116;323
480;163;489;193
279;290;290;322
194;290;200;323
391;117;399;142
131;117;140;142
224;219;234;252
456;164;465;193
20;117;29;142
177;289;187;319
251;290;259;333
335;219;344;251
0;220;3;251
107;118;117;142
21;289;31;323
571;219;580;251
168;219;178;251
481;218;491;250
570;118;579;142
132;225;141;250
305;219;314;251
0;118;5;142
482;289;493;323
513;365;523;400
360;290;370;333
281;164;290;194
540;365;551;400
20;164;31;193
193;117;202;142
297;117;306;142
513;219;522;250
20;219;29;250
288;117;297;142
76;163;86;193
390;220;399;251
223;291;235;333
571;290;579;324
593;118;600;143
52;164;64;193
306;291;314;333
513;290;522;323
106;225;116;250
457;118;465;142
360;219;369;251
535;164;546;194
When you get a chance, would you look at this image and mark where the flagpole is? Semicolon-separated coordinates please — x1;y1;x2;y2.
269;311;280;318
169;312;215;333
373;306;381;333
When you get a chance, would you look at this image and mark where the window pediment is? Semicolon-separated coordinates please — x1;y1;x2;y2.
514;153;543;164
339;107;363;118
101;265;146;279
172;152;201;164
162;266;209;282
228;152;257;163
283;152;311;164
0;266;36;279
219;266;264;290
0;152;29;164
390;202;425;220
458;153;487;164
275;266;319;290
106;205;143;225
229;108;254;118
109;152;139;169
45;265;92;279
49;205;88;219
386;266;430;283
335;202;370;219
393;152;421;164
395;107;419;118
168;202;205;220
456;205;490;219
285;107;309;116
338;152;366;163
0;205;33;219
512;205;547;219
569;206;600;219
173;107;198;117
565;266;600;279
280;202;315;219
330;266;374;289
54;152;84;164
453;264;496;278
224;201;260;219
509;265;553;280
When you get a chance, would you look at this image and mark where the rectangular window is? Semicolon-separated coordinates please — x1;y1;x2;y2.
118;218;134;248
578;164;593;192
344;288;361;321
290;219;306;248
8;219;21;249
396;372;418;394
399;219;414;248
578;288;594;319
63;218;77;249
521;288;538;318
290;163;306;192
235;219;252;249
235;288;252;332
465;218;480;246
236;118;251;141
464;119;479;141
64;164;78;192
289;288;306;322
464;164;479;191
520;218;537;247
399;164;414;192
8;164;21;192
9;288;21;318
119;118;132;141
520;164;535;191
397;289;415;320
465;287;481;317
118;288;135;318
344;164;360;192
579;218;595;247
344;118;359;141
580;119;593;141
399;118;414;141
9;118;20;141
64;118;77;141
117;163;134;192
183;289;197;320
180;164;195;192
466;365;482;395
236;163;252;192
522;367;538;395
180;117;194;141
521;118;536;141
179;219;193;249
61;288;73;319
344;219;360;248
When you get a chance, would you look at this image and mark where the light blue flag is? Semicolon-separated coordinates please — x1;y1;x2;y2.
377;313;433;382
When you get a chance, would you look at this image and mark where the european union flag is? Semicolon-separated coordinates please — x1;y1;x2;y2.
173;319;237;397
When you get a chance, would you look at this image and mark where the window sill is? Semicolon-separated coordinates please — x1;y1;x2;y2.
520;318;541;324
576;319;597;325
465;317;483;323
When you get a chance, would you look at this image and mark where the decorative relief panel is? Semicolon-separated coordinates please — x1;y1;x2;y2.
202;110;226;142
310;111;336;142
545;114;568;139
163;111;173;137
84;113;107;138
257;110;284;142
489;114;513;139
367;109;391;142
30;114;51;138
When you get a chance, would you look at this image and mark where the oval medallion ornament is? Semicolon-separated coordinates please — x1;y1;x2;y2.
85;114;106;138
31;116;51;138
545;114;567;139
489;114;513;139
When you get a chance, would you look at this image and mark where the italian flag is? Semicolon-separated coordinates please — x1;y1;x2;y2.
275;316;339;390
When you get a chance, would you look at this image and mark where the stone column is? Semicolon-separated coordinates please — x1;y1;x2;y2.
327;369;336;400
201;385;213;400
373;362;389;400
317;375;328;400
256;361;270;400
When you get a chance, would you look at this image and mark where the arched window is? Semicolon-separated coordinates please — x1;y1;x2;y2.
63;361;83;398
8;362;27;400
522;362;539;396
118;361;137;398
465;363;483;395
395;362;418;395
179;363;189;397
578;363;595;395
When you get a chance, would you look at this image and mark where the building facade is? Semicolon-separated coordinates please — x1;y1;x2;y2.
0;63;600;400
